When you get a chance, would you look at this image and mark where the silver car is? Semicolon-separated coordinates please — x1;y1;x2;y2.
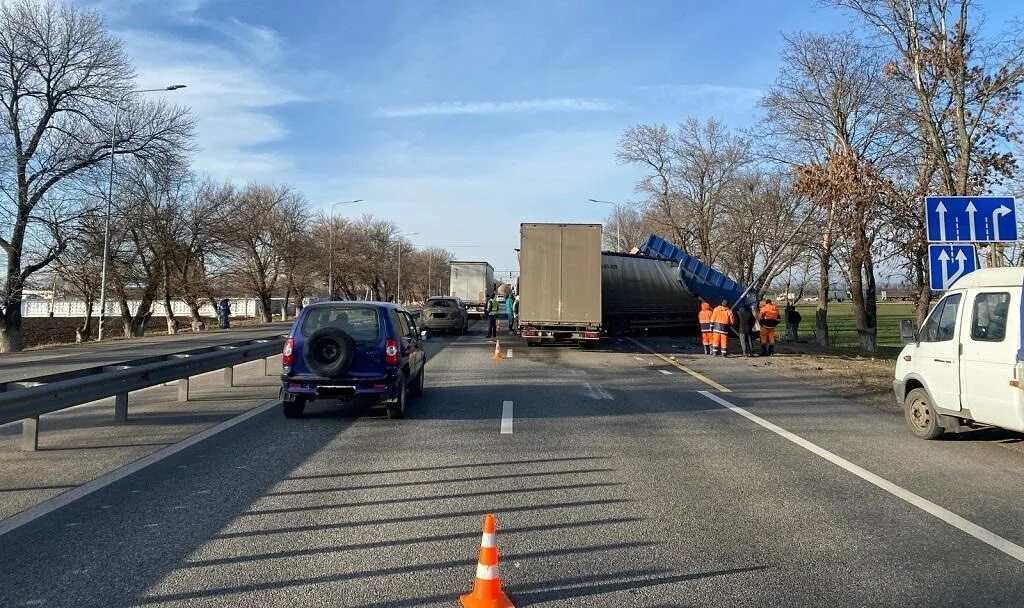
420;297;469;334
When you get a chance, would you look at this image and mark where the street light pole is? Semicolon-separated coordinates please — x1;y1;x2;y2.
98;85;186;342
326;199;363;299
395;232;419;304
588;198;623;252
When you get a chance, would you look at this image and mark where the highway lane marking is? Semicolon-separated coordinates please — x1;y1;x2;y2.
629;339;731;393
698;390;1024;564
507;348;513;358
500;401;513;434
0;397;281;537
583;383;614;400
659;369;673;375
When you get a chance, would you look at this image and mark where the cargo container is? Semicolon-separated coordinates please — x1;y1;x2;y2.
449;262;495;318
601;252;699;334
519;223;602;346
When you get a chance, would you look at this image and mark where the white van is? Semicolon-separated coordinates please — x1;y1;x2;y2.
894;267;1024;439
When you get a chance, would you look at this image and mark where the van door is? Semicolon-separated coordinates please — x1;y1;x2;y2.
913;292;964;412
961;291;1016;427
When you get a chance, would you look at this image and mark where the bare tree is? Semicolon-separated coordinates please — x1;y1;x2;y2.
0;0;193;351
55;211;105;341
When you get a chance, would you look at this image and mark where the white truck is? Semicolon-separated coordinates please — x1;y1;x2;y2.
449;261;494;318
894;267;1024;438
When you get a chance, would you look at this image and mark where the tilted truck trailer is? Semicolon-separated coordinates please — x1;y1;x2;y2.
519;223;602;346
449;261;495;318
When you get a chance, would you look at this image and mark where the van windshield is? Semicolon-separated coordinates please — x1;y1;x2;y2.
300;307;380;344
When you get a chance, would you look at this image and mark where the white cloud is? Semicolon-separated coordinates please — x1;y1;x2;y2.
375;98;618;118
634;83;763;103
114;24;300;183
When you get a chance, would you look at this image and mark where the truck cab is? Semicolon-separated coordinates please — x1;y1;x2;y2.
894;268;1024;438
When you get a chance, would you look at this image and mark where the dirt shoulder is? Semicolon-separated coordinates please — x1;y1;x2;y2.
734;340;900;413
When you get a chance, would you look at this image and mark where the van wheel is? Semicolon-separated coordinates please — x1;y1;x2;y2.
283;397;306;419
386;376;407;419
904;388;945;439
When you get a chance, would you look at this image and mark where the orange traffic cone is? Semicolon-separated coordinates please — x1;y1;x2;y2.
460;514;515;608
492;339;504;361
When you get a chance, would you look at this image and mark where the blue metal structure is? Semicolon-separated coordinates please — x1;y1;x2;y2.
637;234;758;308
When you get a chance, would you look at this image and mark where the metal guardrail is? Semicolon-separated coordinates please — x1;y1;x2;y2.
0;335;286;451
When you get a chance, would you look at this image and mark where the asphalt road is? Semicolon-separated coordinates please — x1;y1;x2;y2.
1;322;1022;606
0;323;291;385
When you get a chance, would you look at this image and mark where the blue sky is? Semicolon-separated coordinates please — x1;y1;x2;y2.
85;0;1018;272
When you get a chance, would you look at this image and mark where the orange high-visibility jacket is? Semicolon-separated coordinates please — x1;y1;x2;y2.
758;303;780;327
710;305;734;333
698;302;713;332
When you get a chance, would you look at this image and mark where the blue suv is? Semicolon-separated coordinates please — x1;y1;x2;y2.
280;302;426;419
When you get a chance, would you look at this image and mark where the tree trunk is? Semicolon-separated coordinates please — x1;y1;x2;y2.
162;261;178;335
0;300;24;353
188;303;204;332
281;286;291;321
76;299;94;343
259;293;273;323
815;254;830;346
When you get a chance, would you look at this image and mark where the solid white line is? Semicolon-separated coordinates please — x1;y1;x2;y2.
697;390;1024;564
500;401;513;435
0;397;281;537
659;369;673;375
506;349;513;358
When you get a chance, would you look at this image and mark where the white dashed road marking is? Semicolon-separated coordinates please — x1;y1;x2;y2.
500;401;513;435
659;370;673;375
698;390;1024;564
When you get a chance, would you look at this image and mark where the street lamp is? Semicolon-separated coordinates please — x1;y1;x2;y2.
588;198;623;252
97;84;186;341
395;232;419;304
327;199;364;298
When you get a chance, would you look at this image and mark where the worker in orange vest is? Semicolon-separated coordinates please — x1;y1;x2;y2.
758;298;781;356
697;301;714;355
710;299;735;357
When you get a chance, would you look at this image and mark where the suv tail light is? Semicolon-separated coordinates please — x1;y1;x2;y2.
385;338;399;366
282;337;294;366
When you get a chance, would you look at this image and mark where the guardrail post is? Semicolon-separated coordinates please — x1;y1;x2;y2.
223;366;234;387
114;392;129;422
11;382;42;451
178;378;189;402
22;416;39;451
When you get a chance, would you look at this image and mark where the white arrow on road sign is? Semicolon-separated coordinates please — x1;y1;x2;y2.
965;201;977;240
935;201;947;241
992;205;1012;241
938;248;969;289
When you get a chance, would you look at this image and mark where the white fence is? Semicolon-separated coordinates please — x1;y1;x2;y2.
21;298;264;318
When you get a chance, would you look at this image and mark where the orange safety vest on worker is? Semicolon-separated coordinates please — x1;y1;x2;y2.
710;304;735;356
698;302;713;349
758;301;780;355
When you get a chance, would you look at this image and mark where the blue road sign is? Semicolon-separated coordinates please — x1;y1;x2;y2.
928;244;977;290
926;196;1017;243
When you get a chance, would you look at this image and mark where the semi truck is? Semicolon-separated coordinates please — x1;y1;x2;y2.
449;261;494;318
518;223;602;346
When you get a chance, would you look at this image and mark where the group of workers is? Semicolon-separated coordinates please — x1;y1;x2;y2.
698;298;785;357
485;292;518;338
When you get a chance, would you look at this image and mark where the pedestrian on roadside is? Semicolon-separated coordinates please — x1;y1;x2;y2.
505;292;517;335
218;298;231;329
710;299;735;357
512;294;520;334
698;301;714;355
758;298;780;356
785;303;802;342
737;303;756;357
485;294;500;338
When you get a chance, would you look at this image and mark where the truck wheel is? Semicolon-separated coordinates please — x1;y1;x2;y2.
386;376;407;419
283;397;306;419
904;388;945;439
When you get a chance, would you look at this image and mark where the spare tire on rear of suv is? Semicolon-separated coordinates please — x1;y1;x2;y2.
303;327;357;377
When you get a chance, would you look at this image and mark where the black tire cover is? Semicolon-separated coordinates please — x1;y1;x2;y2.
303;327;356;377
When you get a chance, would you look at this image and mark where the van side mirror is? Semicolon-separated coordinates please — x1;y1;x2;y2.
899;319;918;345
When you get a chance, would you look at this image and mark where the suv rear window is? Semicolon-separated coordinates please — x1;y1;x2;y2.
300;306;381;344
426;299;457;308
